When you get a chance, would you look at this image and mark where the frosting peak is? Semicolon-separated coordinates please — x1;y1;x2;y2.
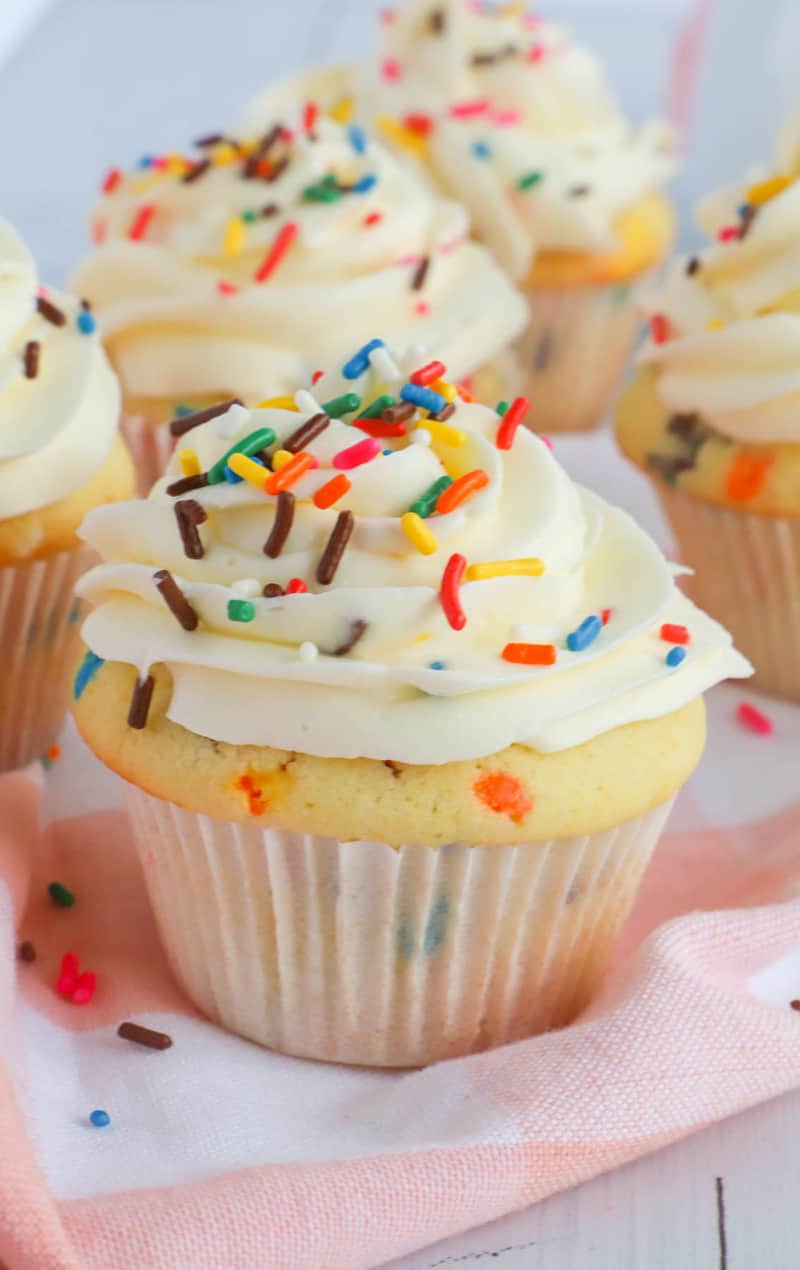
77;343;749;762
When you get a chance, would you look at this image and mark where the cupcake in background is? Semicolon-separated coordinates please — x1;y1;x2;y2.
617;108;800;703
0;220;133;772
357;0;678;433
73;100;527;491
73;340;748;1066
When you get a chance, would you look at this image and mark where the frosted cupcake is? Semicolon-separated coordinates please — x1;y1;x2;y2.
73;101;527;491
73;342;748;1065
244;1;676;433
617;109;800;703
0;220;133;772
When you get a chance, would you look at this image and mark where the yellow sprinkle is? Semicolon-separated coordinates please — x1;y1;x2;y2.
166;155;190;175
271;449;293;471
212;142;240;167
499;0;525;15
177;448;201;477
410;631;432;644
401;512;439;556
227;452;268;488
746;174;792;207
223;218;246;257
432;379;458;403
706;319;725;331
330;95;355;124
257;396;299;411
427;419;466;448
376;114;427;159
466;558;545;581
129;171;165;195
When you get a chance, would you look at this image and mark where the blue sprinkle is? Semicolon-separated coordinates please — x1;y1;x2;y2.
351;172;378;194
738;202;751;218
396;915;415;960
381;448;393;456
666;645;687;668
173;403;195;418
67;602;82;626
400;382;447;413
347;123;368;155
471;140;492;159
566;615;602;653
423;895;450;956
342;337;385;379
225;455;264;484
73;651;104;700
428;660;447;670
135;155;154;169
76;309;97;335
89;1109;110;1128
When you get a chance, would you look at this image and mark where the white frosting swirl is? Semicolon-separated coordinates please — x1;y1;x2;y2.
639;107;800;443
0;220;120;519
72;107;526;404
77;346;749;763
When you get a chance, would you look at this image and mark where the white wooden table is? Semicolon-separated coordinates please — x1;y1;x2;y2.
2;2;797;1266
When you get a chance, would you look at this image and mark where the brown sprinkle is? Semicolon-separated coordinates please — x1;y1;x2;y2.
568;184;591;198
182;157;211;184
382;401;416;424
791;1000;800;1011
430;7;445;33
18;940;36;963
243;124;285;178
36;295;66;326
264;490;296;558
23;341;40;379
332;619;368;656
283;412;330;454
534;332;553;372
261;203;280;218
316;509;354;585
263;583;284;598
195;132;225;148
128;673;155;730
118;1020;173;1050
411;255;430;291
174;499;208;559
431;402;456;422
153;568;199;631
169;398;243;438
166;472;209;497
265;155;290;184
739;204;759;240
686;256;701;277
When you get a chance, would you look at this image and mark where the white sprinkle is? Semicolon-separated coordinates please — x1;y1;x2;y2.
370;345;403;385
299;641;319;662
294;388;322;415
232;578;261;597
410;428;432;446
217;402;250;439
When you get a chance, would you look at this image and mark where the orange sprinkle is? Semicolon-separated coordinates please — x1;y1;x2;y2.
234;774;269;817
313;473;351;509
457;380;475;403
725;453;773;502
501;642;557;666
436;470;489;514
46;744;62;762
266;450;314;495
473;772;532;823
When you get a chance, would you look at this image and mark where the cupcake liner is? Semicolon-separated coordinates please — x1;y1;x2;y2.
124;786;674;1067
121;413;176;495
515;273;652;434
658;485;800;703
0;547;91;773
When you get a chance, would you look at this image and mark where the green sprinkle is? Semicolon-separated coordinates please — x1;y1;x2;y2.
410;475;453;519
227;599;256;623
496;400;509;417
517;171;543;191
303;181;341;203
321;392;361;418
357;394;395;419
207;427;277;484
48;881;75;908
241;209;258;223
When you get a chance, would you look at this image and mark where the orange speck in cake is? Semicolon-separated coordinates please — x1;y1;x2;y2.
725;453;773;502
234;773;269;816
473;772;533;822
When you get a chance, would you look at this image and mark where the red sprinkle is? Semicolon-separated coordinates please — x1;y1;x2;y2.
311;370;325;385
363;211;383;227
473;772;532;823
129;203;156;241
56;951;79;996
440;553;467;631
72;971;96;1006
353;418;407;438
101;168;122;194
410;359;446;387
90;218;106;245
254;221;299;283
660;623;690;644
217;280;239;296
285;577;308;594
649;314;670;345
496;396;530;450
718;225;740;242
403;112;434;136
450;98;490;118
601;608;612;625
303;101;319;133
736;702;773;736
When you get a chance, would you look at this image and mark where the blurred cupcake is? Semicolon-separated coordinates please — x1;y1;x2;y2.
73;100;527;491
73;340;748;1065
353;0;678;433
617;109;800;703
0;220;133;772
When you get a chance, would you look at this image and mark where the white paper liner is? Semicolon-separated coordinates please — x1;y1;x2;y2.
124;787;674;1066
0;547;91;773
658;486;800;703
515;274;652;434
121;413;177;496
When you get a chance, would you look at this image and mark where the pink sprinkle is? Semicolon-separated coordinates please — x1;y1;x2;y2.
601;608;612;625
491;108;522;127
439;235;466;255
736;702;773;736
152;156;169;171
381;57;402;81
718;226;740;243
539;435;552;450
527;43;546;62
414;300;431;316
37;285;50;298
397;253;422;267
91;218;106;245
56;951;79;995
524;13;541;26
379;6;395;21
333;436;381;470
449;98;490;119
217;280;238;296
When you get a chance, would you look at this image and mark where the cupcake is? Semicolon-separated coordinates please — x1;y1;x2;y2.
617;108;800;703
354;0;678;433
73;342;748;1066
73;99;527;492
0;220;133;772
